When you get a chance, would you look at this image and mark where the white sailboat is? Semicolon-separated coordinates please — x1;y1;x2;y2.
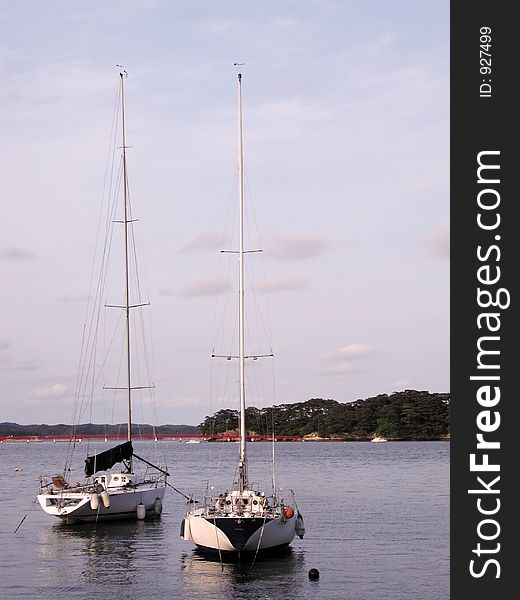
37;71;167;524
182;72;305;556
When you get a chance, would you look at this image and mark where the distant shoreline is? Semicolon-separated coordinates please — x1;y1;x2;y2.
2;391;451;443
0;434;450;444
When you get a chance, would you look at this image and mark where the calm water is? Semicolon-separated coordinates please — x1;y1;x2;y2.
0;441;449;599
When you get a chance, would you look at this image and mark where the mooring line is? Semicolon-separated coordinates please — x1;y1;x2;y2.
14;513;28;534
166;481;191;501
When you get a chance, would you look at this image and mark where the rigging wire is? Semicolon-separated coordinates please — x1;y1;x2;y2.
65;86;122;475
207;168;240;485
203;128;281;492
64;75;164;474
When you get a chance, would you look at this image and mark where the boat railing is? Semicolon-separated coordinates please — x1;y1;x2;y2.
38;475;93;495
141;464;168;486
201;490;277;518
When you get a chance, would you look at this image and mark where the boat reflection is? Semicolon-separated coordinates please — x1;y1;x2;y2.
36;519;166;589
180;546;307;599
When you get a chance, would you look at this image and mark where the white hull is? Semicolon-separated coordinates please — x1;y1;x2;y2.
37;481;165;524
183;510;299;554
183;488;304;555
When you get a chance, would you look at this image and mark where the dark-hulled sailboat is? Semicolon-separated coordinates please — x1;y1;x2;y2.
181;72;305;556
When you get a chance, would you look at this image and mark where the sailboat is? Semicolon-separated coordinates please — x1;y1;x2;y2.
37;71;168;524
182;72;305;556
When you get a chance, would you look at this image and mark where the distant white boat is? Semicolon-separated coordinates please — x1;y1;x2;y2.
185;439;201;444
371;436;388;443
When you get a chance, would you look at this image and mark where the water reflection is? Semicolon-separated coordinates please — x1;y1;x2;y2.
181;546;308;600
36;520;166;591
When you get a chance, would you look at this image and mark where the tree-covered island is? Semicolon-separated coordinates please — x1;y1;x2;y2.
199;390;450;441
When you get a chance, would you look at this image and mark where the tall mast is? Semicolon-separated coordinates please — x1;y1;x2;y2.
237;72;247;492
120;71;132;444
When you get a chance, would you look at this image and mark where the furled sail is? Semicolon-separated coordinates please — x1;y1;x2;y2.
84;441;133;477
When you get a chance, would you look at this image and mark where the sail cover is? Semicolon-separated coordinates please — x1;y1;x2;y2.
84;441;133;477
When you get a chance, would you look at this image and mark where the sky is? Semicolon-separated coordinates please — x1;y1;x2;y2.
0;1;449;427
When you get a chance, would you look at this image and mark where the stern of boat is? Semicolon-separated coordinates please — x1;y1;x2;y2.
182;488;301;554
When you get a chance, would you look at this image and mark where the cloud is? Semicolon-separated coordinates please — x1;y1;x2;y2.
319;363;364;375
257;276;307;293
179;232;225;253
268;232;330;260
182;276;229;298
0;246;36;261
32;384;67;399
425;222;450;258
320;344;377;377
325;344;378;360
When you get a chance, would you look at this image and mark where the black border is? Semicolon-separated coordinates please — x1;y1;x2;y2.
451;3;516;596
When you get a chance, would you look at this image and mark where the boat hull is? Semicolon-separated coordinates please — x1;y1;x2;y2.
37;483;165;523
183;511;297;554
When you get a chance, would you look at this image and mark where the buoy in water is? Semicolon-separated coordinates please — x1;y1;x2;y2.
90;493;100;510
100;490;110;508
154;498;163;515
137;502;146;520
308;568;320;580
